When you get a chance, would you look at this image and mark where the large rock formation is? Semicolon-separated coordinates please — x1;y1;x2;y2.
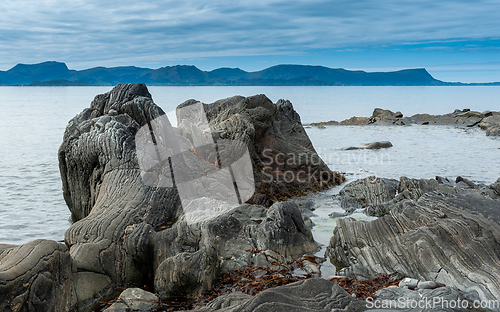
328;176;500;305
1;83;342;311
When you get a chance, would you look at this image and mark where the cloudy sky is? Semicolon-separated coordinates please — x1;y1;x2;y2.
0;0;499;82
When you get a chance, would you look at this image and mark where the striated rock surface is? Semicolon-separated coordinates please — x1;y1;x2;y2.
1;84;339;311
329;177;500;304
0;240;77;311
194;278;366;312
60;84;330;308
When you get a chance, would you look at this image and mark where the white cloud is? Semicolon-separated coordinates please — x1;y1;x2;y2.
0;0;499;70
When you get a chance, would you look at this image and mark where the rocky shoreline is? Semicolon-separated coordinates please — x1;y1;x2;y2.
310;107;500;136
1;84;500;311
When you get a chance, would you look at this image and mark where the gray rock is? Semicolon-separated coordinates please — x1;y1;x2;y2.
329;211;347;218
0;240;77;312
195;278;366;311
342;141;393;150
336;176;399;213
374;286;469;312
1;84;335;311
322;108;500;136
329;191;500;304
104;288;159;312
486;125;500;136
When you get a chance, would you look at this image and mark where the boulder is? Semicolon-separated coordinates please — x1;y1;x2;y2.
104;288;159;312
337;176;500;216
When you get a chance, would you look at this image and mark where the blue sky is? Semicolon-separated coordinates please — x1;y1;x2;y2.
0;0;499;82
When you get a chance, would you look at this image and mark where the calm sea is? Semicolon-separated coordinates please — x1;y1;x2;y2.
1;86;499;245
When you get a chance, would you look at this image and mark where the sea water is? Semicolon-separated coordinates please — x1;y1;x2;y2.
0;86;499;245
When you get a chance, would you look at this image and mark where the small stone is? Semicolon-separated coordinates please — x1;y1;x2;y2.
105;288;159;312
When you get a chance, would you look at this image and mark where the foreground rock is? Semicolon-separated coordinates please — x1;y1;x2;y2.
329;175;500;305
1;84;341;311
311;108;500;136
194;278;366;311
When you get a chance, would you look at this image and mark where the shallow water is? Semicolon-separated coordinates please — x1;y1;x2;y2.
0;86;499;245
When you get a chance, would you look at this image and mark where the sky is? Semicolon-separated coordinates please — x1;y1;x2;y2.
0;0;499;83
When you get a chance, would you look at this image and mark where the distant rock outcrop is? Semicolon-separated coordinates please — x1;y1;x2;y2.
311;108;500;136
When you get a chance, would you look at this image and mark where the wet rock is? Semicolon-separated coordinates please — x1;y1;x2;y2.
329;191;500;303
435;175;453;186
0;240;77;312
104;288;159;312
455;176;478;189
486;125;500;136
342;141;393;150
316;108;500;136
195;278;366;311
1;84;335;311
336;176;399;213
374;287;470;312
328;211;347;218
479;114;500;130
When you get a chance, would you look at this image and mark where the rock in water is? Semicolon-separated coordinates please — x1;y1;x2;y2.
1;84;338;311
58;84;331;309
342;141;393;150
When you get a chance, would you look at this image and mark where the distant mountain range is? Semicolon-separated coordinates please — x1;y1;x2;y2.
0;61;498;86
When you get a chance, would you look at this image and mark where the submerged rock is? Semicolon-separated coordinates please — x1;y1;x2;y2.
104;288;159;312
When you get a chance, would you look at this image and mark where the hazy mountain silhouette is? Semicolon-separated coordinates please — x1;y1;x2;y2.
0;61;498;86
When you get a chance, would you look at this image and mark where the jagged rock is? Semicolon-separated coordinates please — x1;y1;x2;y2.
328;191;500;303
0;84;341;311
53;84;331;309
104;288;159;312
194;278;366;311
